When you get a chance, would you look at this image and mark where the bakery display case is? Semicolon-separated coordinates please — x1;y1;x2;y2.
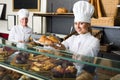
0;37;120;80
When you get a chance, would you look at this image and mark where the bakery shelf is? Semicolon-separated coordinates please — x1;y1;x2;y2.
0;37;120;80
33;12;74;17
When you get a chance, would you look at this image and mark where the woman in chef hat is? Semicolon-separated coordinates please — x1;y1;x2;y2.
50;1;100;80
8;9;32;48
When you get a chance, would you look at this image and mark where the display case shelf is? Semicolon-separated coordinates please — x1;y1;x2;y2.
0;62;47;80
0;37;120;80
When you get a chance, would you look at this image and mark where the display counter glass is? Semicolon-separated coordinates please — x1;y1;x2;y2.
0;37;120;80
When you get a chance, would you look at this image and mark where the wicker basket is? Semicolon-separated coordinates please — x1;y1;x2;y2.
91;17;114;26
101;0;120;17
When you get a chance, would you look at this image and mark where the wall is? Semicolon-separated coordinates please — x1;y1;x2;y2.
0;0;47;34
0;0;88;35
46;0;78;34
46;0;89;34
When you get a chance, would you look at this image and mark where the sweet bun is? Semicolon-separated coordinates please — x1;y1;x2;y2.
47;35;60;43
39;35;53;45
10;52;29;69
44;38;53;45
39;35;60;45
39;35;46;43
51;65;64;78
111;74;120;80
15;52;29;64
0;67;6;77
52;60;77;78
56;7;68;13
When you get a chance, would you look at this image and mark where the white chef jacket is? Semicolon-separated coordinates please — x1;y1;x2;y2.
62;32;100;75
8;25;32;48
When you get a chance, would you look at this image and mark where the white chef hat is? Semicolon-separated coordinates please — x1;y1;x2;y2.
17;9;29;20
73;1;94;23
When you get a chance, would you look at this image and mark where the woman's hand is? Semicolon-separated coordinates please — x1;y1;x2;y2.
18;40;25;43
72;54;81;60
50;43;66;50
72;54;77;60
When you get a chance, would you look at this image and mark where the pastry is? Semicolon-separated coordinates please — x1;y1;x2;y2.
76;70;94;80
39;35;53;45
29;55;50;62
0;67;6;77
31;66;41;72
30;59;55;71
47;35;60;43
39;35;46;43
52;60;77;78
15;52;29;64
111;74;120;80
20;75;31;80
39;49;54;54
2;75;13;80
51;65;64;78
38;35;60;45
3;46;16;56
0;48;8;62
56;7;68;13
52;65;77;78
44;38;53;45
7;70;22;79
64;66;77;78
10;52;29;68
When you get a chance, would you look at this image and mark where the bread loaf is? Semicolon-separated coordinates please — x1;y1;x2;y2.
47;35;60;43
56;7;68;13
39;35;53;45
39;35;60;45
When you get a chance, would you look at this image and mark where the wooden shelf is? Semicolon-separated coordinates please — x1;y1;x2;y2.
33;12;74;17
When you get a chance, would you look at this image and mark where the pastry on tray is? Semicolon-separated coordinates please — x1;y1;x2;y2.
0;48;8;62
10;52;30;68
3;46;16;56
110;74;120;80
38;49;54;54
0;67;14;80
47;35;60;43
31;61;55;71
64;66;77;78
52;65;77;78
30;58;56;72
29;54;56;72
29;54;50;62
51;60;77;78
38;35;60;46
7;69;22;80
0;67;6;78
38;35;53;45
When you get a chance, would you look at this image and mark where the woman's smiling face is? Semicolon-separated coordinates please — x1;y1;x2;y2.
74;22;90;34
20;17;28;27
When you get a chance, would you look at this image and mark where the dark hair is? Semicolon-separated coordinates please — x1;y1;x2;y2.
87;23;92;34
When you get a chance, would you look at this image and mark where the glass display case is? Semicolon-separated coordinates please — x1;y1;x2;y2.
0;37;120;80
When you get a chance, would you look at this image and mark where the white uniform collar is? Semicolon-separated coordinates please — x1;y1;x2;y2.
19;25;28;30
77;32;91;38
